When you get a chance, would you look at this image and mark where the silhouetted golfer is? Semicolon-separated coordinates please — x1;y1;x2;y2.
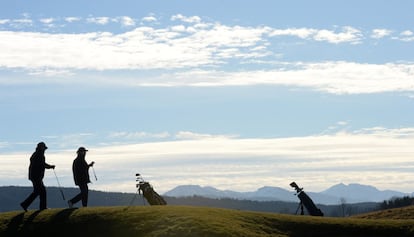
20;142;55;211
68;147;94;208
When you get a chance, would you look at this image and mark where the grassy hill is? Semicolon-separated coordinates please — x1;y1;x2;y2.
355;205;414;220
1;205;414;237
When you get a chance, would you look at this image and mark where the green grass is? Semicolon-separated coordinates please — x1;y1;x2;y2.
354;205;414;220
1;205;414;237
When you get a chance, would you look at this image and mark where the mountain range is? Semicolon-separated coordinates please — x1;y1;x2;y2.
164;183;413;205
0;184;402;216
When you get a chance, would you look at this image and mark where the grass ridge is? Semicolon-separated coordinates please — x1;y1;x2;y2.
1;205;414;237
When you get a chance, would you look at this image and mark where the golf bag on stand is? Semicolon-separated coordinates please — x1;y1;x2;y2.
290;182;323;216
135;173;167;205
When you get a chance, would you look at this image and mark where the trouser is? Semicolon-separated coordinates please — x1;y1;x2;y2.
21;179;47;210
70;183;89;207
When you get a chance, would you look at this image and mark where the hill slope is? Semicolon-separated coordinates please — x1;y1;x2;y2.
355;205;414;220
1;206;414;237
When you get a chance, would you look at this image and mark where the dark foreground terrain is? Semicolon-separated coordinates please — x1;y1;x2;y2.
1;205;413;237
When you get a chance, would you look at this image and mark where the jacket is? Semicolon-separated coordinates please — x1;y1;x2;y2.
72;156;91;185
28;150;52;181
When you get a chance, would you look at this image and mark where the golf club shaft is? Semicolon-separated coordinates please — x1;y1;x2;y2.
92;166;98;181
53;169;66;200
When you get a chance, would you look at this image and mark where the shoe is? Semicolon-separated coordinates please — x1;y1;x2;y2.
68;200;73;208
20;203;27;212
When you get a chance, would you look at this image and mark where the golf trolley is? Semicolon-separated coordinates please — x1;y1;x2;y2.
130;173;167;206
290;182;323;216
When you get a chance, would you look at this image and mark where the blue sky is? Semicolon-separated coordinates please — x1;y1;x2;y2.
1;0;414;194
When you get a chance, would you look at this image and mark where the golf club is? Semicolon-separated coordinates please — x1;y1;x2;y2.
53;169;66;200
92;165;98;181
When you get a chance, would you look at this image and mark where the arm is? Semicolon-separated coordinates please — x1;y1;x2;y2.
45;163;55;169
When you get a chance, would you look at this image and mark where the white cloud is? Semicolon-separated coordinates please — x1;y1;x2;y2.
38;133;95;150
399;37;414;42
397;30;414;42
269;26;363;44
40;18;54;24
171;14;201;24
14;19;32;24
1;41;414;96
131;62;414;94
313;26;362;44
269;27;317;39
119;16;135;27
109;131;171;140
0;19;371;73
337;121;348;126
0;141;9;149
371;28;392;39
65;17;81;23
107;131;236;142
142;16;157;22
354;127;414;138
175;131;238;140
171;25;187;32
87;17;110;25
0;15;387;74
0;19;10;24
0;23;270;70
10;18;33;28
0;15;412;94
2;128;414;193
401;30;413;36
28;68;74;77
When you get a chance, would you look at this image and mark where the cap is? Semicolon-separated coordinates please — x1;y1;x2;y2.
77;147;88;153
37;142;48;150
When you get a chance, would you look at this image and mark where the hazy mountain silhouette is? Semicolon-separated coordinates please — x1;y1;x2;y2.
320;183;408;203
0;183;410;213
0;185;381;216
164;183;412;205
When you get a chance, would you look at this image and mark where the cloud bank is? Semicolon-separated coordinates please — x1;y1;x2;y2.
1;14;413;95
0;14;406;72
1;128;414;193
134;62;414;94
0;24;366;71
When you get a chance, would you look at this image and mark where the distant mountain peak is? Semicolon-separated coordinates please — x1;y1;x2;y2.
323;183;380;194
164;183;411;205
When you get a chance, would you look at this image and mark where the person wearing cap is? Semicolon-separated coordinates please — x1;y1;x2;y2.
20;142;55;211
68;147;94;207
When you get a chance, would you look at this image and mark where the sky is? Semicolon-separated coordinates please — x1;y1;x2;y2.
1;0;414;195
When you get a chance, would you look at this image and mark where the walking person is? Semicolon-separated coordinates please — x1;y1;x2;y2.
20;142;55;211
68;147;94;208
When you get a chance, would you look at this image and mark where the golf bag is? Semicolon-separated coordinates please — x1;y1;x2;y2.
136;174;167;205
290;182;323;216
296;190;324;216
